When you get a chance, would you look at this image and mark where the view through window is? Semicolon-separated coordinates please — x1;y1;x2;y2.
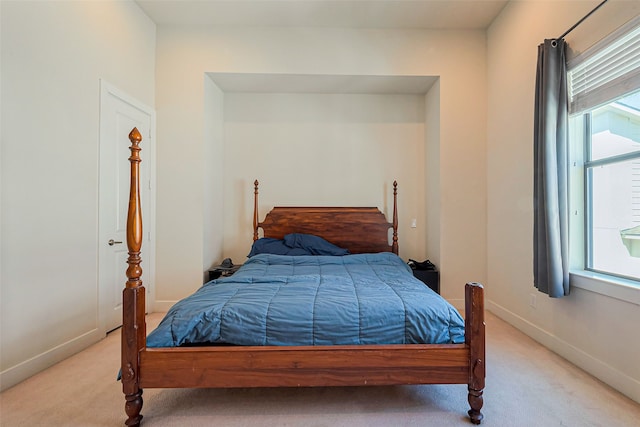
581;91;640;280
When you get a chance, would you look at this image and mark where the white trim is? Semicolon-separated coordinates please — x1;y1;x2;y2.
488;299;640;404
570;270;640;306
0;329;101;392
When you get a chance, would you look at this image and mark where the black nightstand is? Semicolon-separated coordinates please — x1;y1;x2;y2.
412;269;440;294
208;265;242;281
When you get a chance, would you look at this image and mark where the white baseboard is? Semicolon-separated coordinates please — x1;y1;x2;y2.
0;328;102;392
488;299;640;404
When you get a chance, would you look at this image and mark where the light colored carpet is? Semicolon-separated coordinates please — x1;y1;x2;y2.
1;312;639;427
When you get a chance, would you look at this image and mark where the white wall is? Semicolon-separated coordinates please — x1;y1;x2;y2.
221;92;426;262
154;26;487;307
0;0;155;390
487;0;640;403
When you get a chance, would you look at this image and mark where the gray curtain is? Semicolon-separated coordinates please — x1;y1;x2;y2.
533;39;570;297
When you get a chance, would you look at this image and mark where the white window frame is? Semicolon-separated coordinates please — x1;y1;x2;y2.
567;18;640;304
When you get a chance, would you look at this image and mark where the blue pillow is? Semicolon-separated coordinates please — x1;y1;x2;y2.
283;233;350;256
247;238;311;257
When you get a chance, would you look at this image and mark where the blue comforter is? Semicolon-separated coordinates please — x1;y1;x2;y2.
146;253;465;347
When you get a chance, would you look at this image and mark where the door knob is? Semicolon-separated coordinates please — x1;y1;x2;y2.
108;239;123;246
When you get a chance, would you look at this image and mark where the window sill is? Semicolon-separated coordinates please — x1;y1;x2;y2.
569;270;640;306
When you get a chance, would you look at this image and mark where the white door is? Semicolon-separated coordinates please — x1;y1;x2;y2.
99;81;155;333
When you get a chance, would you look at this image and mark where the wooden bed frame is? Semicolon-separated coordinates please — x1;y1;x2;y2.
121;128;485;426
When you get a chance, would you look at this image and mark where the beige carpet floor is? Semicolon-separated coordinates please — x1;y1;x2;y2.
1;311;639;427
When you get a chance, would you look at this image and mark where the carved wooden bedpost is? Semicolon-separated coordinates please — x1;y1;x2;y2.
253;180;260;241
122;127;146;427
391;181;398;255
465;282;485;424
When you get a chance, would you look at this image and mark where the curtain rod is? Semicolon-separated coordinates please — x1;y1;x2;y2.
556;0;609;40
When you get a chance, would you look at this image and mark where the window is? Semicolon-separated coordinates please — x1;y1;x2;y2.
568;19;640;283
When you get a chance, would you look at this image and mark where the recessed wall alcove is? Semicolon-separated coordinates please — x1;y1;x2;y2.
202;72;441;269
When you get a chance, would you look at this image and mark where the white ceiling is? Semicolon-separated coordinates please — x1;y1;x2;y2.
135;0;509;30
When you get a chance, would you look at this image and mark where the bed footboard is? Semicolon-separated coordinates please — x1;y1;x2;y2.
120;127;486;425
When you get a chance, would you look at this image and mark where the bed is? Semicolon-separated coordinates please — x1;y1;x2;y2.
121;128;485;426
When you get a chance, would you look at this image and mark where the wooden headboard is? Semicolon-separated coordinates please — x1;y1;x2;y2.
252;180;398;255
